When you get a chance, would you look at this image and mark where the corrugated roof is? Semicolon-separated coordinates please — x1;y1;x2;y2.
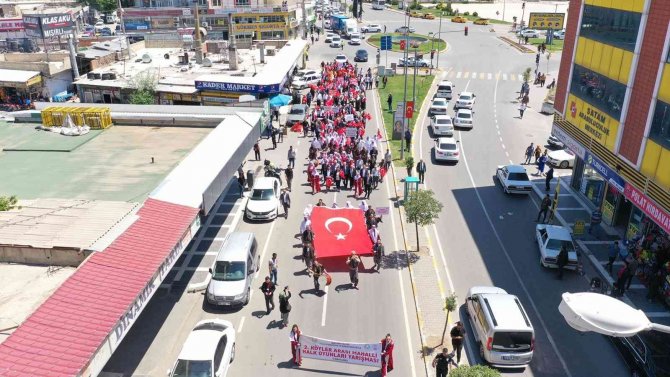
0;199;139;250
0;198;199;377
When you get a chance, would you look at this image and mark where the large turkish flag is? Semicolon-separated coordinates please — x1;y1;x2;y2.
311;207;374;258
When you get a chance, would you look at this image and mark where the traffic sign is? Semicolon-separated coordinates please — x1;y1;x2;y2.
405;101;414;119
380;35;392;51
399;39;406;50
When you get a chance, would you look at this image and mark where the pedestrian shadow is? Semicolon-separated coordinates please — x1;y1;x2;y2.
251;310;269;318
276;360;297;369
293;269;310;276
299;288;324;297
266;319;286;330
334;283;354;292
381;250;420;270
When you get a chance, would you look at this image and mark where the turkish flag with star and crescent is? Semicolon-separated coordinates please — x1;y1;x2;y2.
311;207;374;258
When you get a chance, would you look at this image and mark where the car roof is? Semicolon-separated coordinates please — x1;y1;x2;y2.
217;232;254;261
549;149;574;157
459;91;473;96
538;224;573;241
253;176;280;189
480;293;532;330
433;115;451;120
504;164;527;173
437;137;457;144
438;80;453;85
456;109;472;115
179;329;221;361
432;98;447;102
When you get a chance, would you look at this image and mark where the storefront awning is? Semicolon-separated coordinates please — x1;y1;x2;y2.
0;69;41;89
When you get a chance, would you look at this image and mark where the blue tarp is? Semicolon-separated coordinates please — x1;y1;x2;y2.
269;94;292;107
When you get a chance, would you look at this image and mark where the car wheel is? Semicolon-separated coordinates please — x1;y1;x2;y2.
230;343;236;362
504;186;509;194
559;160;569;169
244;289;250;305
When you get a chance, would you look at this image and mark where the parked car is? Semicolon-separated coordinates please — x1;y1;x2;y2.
292;73;320;90
422;13;435;19
535;224;578;270
430;115;454;137
361;23;382;33
429;98;449;116
610;331;670;377
245;177;281;220
552;29;566;39
451;16;467;23
354;49;368;62
547;149;575;169
294;69;319;78
455;91;476;110
206;232;258;307
409;10;422;18
286;104;308;125
495;164;532;194
434;137;460;163
395;26;415;33
547;135;565;149
453;108;473;128
474;18;490;25
518;28;540;38
168;319;236;377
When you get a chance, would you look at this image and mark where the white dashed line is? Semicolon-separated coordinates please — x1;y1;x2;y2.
238;316;246;333
501;144;506;149
321;285;330;326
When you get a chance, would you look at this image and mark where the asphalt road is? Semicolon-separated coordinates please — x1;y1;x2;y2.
360;5;631;377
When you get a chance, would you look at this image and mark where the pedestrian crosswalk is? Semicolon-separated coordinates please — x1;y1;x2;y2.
443;69;525;82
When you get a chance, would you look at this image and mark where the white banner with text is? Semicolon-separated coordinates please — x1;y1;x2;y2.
300;334;381;367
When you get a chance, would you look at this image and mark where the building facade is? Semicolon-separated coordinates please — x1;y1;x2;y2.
553;0;670;239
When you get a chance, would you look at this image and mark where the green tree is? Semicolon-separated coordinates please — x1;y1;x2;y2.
84;0;118;13
352;0;358;17
441;292;458;344
0;195;19;211
450;365;501;377
129;70;157;105
404;189;443;251
522;67;532;83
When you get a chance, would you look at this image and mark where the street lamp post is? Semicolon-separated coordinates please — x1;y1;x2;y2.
428;32;434;75
400;10;411;160
436;12;443;70
502;0;506;21
559;292;670;336
412;48;418;103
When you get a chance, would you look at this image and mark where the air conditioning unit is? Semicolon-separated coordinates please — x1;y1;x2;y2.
201;21;208;27
144;16;151;21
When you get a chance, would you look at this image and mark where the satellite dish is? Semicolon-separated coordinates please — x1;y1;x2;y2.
202;58;212;67
141;53;152;63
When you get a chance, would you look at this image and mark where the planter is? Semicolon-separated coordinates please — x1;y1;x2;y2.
406;168;413;176
541;101;555;115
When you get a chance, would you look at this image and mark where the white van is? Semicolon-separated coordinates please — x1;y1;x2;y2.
207;232;259;307
465;286;535;368
436;80;455;100
372;0;386;10
345;18;358;38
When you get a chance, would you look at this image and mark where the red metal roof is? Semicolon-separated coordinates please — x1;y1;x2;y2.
0;199;199;377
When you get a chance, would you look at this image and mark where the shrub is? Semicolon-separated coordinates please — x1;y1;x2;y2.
391;0;398;5
472;11;478;17
463;11;470;16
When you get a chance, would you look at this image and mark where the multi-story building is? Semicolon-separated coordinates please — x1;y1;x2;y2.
552;0;670;239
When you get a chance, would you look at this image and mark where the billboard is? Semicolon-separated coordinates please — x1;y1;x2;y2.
528;13;565;30
22;13;74;38
0;19;25;32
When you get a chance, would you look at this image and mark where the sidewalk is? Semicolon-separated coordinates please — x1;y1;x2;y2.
529;172;670;326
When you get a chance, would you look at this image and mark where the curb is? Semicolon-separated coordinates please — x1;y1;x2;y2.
498;36;535;53
364;34;449;55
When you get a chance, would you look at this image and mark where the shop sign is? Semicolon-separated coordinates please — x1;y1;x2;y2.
195;80;281;94
566;94;619;152
623;183;670;235
602;200;615;226
574;220;585;235
22;15;41;37
585;151;624;193
234;22;286;31
211;7;282;14
0;19;24;32
23;13;74;38
528;13;565;30
626;221;639;240
124;20;150;30
551;124;586;159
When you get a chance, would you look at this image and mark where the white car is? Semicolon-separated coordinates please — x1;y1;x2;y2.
295;69;319;78
169;319;236;377
552;29;565;39
434;137;460;162
245;177;281;220
291;73;320;90
324;20;332;28
547;149;575;169
430;115;454;136
335;54;348;65
535;224;578;270
547;135;565;149
453;108;473;129
330;36;343;48
518;28;540;38
395;26;415;33
429;98;449;116
324;32;336;43
361;23;382;33
348;35;361;45
455;92;476;110
496;164;532;194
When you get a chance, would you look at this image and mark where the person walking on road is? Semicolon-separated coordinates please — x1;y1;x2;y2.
534;145;542;163
625;257;639;290
536;194;552;223
518;103;527;119
450;321;465;364
432;348;457;377
285;166;293;191
373;239;385;272
545;166;554;191
536;152;547;176
606;241;620;274
289;324;302;366
302;243;315;271
384;149;392;170
253;141;261;161
260;276;276;314
387;93;393;112
524;143;534;165
280;189;291;218
310;260;326;293
416;159;427;184
557;245;569;280
278;286;292;328
269;253;279;285
288;146;296;168
381;334;395;377
404;129;412;152
271;129;278;149
346;251;361;289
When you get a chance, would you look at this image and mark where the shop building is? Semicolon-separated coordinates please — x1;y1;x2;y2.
553;0;670;240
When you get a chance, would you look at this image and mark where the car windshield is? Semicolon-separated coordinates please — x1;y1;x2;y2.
439;143;457;151
436;119;451;125
460;95;472;100
289;108;305;115
212;260;246;281
546;239;575;252
458;112;472;119
251;188;275;200
508;172;529;181
433;100;447;106
172;359;212;377
492;332;533;352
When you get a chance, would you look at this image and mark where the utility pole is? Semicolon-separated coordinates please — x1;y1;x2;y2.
302;0;307;38
436;12;442;70
502;0;506;21
412;48;417;103
400;11;411;160
521;1;526;29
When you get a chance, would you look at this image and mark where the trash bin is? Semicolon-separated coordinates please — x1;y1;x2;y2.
247;170;255;189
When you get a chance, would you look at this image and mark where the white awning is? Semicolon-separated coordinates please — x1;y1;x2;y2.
0;69;40;84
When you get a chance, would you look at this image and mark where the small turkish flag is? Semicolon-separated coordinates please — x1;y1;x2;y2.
311;207;374;258
400;40;406;50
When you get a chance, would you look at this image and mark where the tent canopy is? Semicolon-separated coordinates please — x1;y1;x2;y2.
269;94;292;107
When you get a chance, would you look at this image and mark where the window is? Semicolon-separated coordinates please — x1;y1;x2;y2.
492;332;533;352
235;0;250;6
580;5;641;51
570;64;626;120
650;100;670;150
212;0;221;6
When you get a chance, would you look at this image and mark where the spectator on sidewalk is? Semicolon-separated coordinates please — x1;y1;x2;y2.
519;103;527;119
545;166;554;191
606;241;620;274
287;146;296;168
253;141;261;161
524;143;534;164
450;321;465;364
536;194;552;223
387;93;393;112
625;257;640;290
404;129;412;152
416;159;427;184
432;348;457;377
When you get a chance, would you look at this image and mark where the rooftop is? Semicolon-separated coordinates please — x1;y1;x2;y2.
0;122;211;202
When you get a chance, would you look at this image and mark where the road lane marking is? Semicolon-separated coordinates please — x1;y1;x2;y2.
502;73;508;81
375;84;419;377
488;73;493;80
238;316;245;333
518;74;524;81
321;285;329;326
501;144;506;149
456;71;462;78
464;72;470;78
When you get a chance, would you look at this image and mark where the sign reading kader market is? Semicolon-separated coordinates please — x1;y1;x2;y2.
624;183;670;235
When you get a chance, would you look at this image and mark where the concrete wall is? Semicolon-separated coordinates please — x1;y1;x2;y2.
45;70;73;98
0;245;91;267
144;39;183;48
0;53;72;76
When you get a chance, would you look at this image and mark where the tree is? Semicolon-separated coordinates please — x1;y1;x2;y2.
0;195;19;211
352;0;359;17
129;70;158;105
404;189;443;251
84;0;118;13
441;292;458;344
522;67;532;83
449;365;501;377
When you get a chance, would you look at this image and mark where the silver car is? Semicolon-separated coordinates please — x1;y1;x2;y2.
206;233;259;307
